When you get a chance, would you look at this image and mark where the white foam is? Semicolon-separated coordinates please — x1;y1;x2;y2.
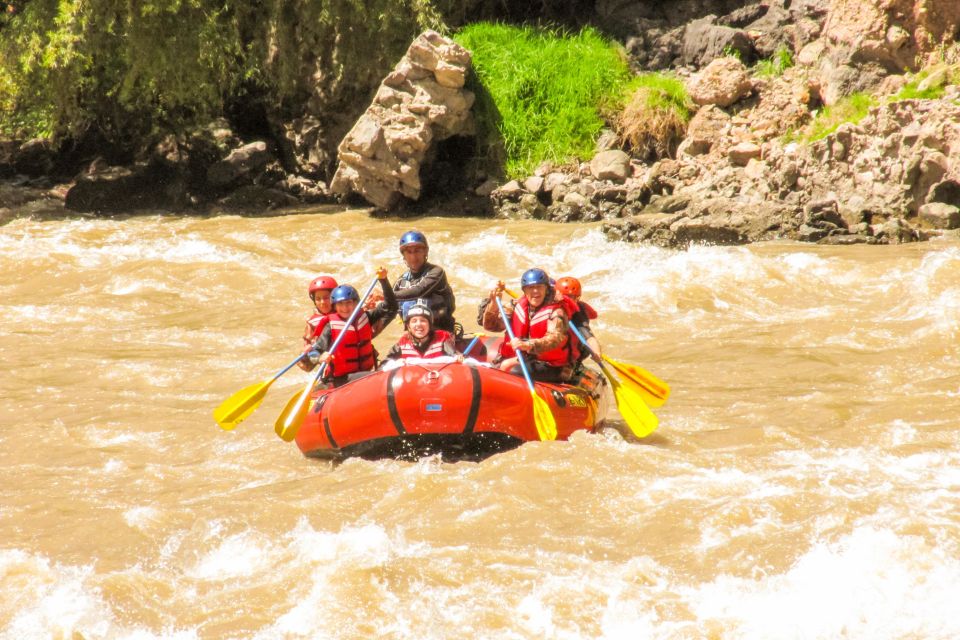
0;548;198;640
259;520;399;638
687;527;960;639
123;505;162;530
187;530;275;581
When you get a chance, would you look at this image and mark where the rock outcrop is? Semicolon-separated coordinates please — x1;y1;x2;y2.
491;55;960;248
329;30;475;210
811;0;960;104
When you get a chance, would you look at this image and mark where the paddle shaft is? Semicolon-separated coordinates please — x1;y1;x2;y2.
274;352;308;381
285;276;381;429
570;319;617;391
494;297;537;391
567;322;596;361
462;333;485;357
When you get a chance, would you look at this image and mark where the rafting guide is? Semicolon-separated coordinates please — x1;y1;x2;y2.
393;231;458;334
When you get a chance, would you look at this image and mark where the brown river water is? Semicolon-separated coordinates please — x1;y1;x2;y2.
2;207;959;639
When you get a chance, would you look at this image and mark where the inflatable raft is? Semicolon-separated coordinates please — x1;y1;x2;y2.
294;357;609;461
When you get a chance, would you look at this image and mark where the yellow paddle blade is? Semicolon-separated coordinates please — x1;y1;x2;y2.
531;390;558;441
602;355;670;407
274;387;311;442
213;380;273;430
609;375;659;438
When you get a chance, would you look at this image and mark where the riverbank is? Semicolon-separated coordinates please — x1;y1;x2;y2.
3;0;960;247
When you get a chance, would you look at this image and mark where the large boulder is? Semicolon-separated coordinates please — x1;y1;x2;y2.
601;195;796;248
678;105;732;157
330;30;475;210
589;150;631;183
681;17;755;67
206;141;275;187
12;139;56;177
65;162;188;213
688;57;755;107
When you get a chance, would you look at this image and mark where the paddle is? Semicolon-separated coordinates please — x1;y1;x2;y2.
461;332;485;358
213;353;306;431
495;296;557;441
569;323;658;438
601;355;670;408
274;275;381;442
502;284;669;407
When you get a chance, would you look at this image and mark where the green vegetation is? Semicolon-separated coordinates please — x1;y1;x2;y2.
892;81;945;101
796;62;960;143
455;22;635;178
754;45;794;78
889;65;960;101
0;0;445;143
616;73;692;160
721;46;744;61
801;92;877;142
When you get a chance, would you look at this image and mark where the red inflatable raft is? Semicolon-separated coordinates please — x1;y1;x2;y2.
295;359;609;461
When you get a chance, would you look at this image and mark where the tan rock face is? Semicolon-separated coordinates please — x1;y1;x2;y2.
330;30;475;209
821;0;960;71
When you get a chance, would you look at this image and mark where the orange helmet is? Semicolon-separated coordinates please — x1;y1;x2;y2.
308;275;338;298
556;276;582;297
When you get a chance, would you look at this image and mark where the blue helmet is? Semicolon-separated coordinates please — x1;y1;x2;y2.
401;298;433;323
330;284;360;304
521;268;550;288
399;230;428;251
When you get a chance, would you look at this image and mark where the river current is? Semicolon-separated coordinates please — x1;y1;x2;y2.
1;207;959;639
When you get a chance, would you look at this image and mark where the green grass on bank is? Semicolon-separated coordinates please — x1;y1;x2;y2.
455;23;635;178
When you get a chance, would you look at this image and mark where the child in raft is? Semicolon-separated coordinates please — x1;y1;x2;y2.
298;275;337;371
308;268;397;386
555;276;603;364
382;299;463;362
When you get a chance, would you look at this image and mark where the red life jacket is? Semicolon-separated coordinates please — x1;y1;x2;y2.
303;313;330;348
580;300;598;320
397;330;453;359
499;295;581;367
325;312;375;375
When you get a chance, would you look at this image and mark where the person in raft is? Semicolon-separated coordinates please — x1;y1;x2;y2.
480;268;581;383
555;276;603;366
393;230;458;335
362;290;394;340
382;299;463;363
307;268;397;387
298;275;338;371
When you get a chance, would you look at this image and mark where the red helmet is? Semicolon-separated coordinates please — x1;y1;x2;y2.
308;275;338;297
556;276;582;297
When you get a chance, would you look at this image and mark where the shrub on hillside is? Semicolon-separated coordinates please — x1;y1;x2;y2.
455;22;634;178
615;74;692;161
0;0;443;146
